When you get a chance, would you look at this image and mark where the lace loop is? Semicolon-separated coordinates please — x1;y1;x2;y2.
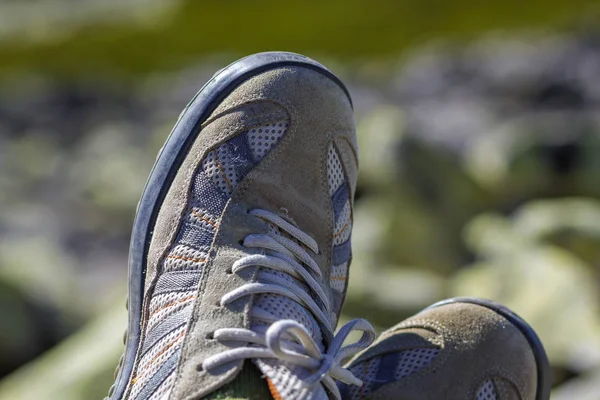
202;209;375;399
266;320;323;368
249;209;319;252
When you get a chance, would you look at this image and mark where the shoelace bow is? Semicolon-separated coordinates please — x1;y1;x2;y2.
202;209;375;399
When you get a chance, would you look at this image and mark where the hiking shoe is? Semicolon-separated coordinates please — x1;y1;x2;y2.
339;297;552;400
107;52;375;400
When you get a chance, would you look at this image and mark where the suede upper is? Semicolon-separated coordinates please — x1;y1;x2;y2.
125;64;358;400
340;302;539;400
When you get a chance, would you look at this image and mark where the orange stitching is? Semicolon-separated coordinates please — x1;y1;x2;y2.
130;329;186;384
150;295;195;318
133;330;186;385
330;275;347;281
267;378;284;400
190;210;219;228
333;221;350;238
166;255;207;263
213;151;233;191
147;330;185;367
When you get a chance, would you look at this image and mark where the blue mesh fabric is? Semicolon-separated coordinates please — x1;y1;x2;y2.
153;271;202;296
332;182;349;220
332;236;351;265
178;223;216;250
226;133;256;175
190;171;228;215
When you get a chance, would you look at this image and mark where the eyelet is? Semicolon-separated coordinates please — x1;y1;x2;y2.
225;267;233;275
196;363;204;372
205;331;214;340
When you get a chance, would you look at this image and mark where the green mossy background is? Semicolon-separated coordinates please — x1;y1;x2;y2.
1;1;600;398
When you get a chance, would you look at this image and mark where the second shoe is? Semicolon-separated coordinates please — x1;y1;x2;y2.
339;297;552;400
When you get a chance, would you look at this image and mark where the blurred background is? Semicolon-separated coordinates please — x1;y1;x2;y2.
1;0;600;398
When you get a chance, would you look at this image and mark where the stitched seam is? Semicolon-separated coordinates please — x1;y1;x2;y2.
166;255;207;263
333;221;350;238
213;151;233;191
201;106;287;129
146;330;185;371
150;295;196;318
351;320;445;366
190;210;220;228
267;378;284;400
494;371;527;399
132;330;186;385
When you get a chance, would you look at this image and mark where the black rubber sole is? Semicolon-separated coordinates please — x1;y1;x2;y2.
428;297;552;400
109;52;351;400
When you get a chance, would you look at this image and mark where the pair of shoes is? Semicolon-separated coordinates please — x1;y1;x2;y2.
106;52;552;400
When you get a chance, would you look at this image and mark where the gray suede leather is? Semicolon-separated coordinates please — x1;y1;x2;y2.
122;99;290;399
144;101;289;296
150;66;357;399
347;303;538;400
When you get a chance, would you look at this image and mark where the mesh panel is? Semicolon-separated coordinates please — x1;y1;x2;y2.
187;207;220;230
252;222;327;399
147;373;176;400
247;121;288;161
328;142;351;294
163;244;208;272
189;171;228;216
129;327;185;399
153;271;201;296
203;121;288;197
333;200;351;245
138;325;186;372
147;291;196;329
330;262;348;292
346;358;382;400
253;293;321;339
217;144;240;194
253;268;323;346
255;359;324;400
202;150;233;196
327;144;345;195
344;349;439;400
476;379;498;400
395;348;440;379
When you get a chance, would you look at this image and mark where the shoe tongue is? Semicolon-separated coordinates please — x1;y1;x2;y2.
258;224;326;345
250;225;329;399
253;359;329;400
253;275;324;343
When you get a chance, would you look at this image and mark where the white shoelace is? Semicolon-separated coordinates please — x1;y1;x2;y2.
202;209;375;399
